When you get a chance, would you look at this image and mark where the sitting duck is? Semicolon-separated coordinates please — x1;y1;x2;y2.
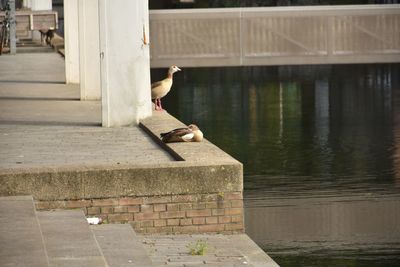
160;124;203;143
151;65;181;111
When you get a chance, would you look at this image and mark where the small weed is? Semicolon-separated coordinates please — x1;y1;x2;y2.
187;239;208;256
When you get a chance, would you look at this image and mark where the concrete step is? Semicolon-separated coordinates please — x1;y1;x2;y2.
17;46;55;53
18;42;44;47
91;224;155;267
0;195;49;267
37;209;108;267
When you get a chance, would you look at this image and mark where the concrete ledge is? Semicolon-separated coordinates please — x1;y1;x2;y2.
140;111;241;163
0;162;242;200
0;111;242;201
1;111;243;234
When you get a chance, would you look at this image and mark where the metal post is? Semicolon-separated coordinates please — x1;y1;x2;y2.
9;0;16;54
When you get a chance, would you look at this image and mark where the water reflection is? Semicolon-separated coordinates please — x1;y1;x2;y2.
153;64;400;266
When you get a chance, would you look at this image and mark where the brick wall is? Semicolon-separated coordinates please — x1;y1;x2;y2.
35;191;244;234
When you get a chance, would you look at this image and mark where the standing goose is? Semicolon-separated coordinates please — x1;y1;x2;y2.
151;65;181;111
160;124;203;143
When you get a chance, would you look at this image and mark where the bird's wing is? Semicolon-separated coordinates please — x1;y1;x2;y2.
160;127;194;143
151;80;163;89
160;127;191;138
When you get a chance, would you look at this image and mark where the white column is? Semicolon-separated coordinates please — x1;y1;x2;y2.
30;0;51;10
22;0;32;9
30;0;52;41
78;0;101;100
64;0;80;84
99;0;152;127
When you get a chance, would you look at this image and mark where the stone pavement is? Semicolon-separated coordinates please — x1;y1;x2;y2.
140;234;278;267
0;53;174;171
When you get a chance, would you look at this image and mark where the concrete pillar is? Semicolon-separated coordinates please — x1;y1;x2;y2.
22;0;32;8
64;0;80;84
78;0;101;100
30;0;52;41
99;0;152;127
30;0;51;10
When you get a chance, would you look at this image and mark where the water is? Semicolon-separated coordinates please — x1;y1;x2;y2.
153;64;400;267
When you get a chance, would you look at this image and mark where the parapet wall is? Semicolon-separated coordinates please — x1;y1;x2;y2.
1;112;244;234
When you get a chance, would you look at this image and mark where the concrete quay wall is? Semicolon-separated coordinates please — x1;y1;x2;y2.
0;112;244;234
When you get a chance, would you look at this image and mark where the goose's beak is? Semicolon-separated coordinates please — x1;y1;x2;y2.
177;67;182;71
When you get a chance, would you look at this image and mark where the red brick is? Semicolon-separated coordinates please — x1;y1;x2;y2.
119;197;143;206
145;196;171;204
186;209;211;217
231;200;244;208
180;218;192;226
218;216;231;224
108;213;132;222
179;203;192;210
167;219;180;226
166;203;179;211
206;217;218;224
140;204;154;213
154;204;166;212
87;207;101;215
224;192;243;200
128;205;140;213
231;215;244;223
225;223;244;231
65;200;91;208
101;206;113;214
134;212;159;221
198;224;224;233
205;202;218;209
216;201;231;208
192;203;206;210
114;206;128;213
171;195;195;203
154;219;167;227
192;217;205;225
92;199;118;207
172;225;198;234
160;211;185;219
225;208;243;216
212;209;225;216
139;220;154;228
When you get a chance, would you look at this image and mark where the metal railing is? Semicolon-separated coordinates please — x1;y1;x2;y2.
149;5;400;67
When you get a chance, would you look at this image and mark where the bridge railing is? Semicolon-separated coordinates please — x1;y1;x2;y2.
149;5;400;67
0;10;58;39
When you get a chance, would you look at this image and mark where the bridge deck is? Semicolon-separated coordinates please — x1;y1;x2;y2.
149;4;400;67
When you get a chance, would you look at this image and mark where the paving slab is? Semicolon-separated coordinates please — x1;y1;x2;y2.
140;234;279;267
0;53;175;172
37;209;107;267
0;195;49;267
92;224;155;267
0;53;65;83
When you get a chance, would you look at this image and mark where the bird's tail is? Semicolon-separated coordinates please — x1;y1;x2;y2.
160;132;168;138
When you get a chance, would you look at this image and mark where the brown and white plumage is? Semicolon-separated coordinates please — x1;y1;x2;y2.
160;124;203;143
151;65;181;111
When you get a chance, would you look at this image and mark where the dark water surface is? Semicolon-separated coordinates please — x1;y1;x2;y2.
154;64;400;267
